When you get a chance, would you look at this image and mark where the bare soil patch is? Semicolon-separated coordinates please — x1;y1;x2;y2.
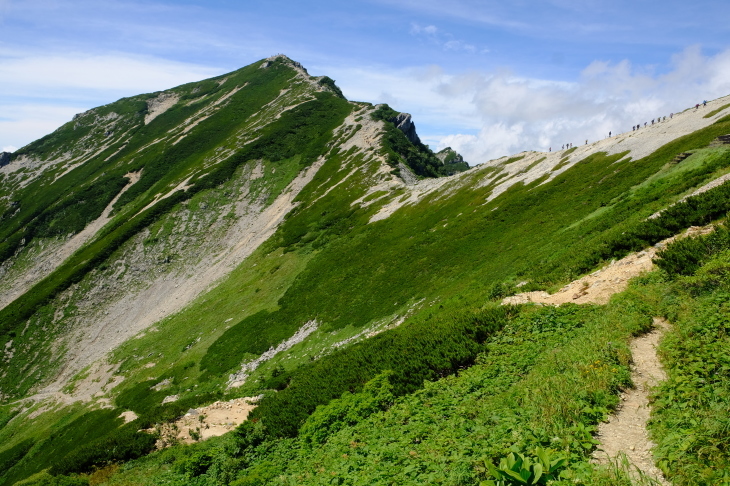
151;397;259;447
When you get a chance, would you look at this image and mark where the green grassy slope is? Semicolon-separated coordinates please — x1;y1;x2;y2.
2;58;730;485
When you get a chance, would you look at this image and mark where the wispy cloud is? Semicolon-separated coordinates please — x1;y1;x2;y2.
409;22;481;54
0;52;221;95
0;51;222;149
0;103;86;152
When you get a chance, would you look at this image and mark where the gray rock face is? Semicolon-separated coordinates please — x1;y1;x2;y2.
0;152;11;167
390;113;422;145
436;147;467;166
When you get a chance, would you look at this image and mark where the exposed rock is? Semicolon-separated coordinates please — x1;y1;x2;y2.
228;320;319;388
389;113;422;145
435;147;468;166
397;161;419;185
0;152;11;167
162;394;179;404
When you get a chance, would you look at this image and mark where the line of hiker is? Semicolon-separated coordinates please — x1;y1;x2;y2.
550;100;710;153
631;100;708;132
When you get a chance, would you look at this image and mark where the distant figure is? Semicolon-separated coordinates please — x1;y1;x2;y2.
651;119;654;125
609;131;611;137
561;144;564;150
704;100;707;107
696;103;700;110
644;122;647;127
670;113;673;118
585;139;588;145
663;116;666;121
549;147;551;152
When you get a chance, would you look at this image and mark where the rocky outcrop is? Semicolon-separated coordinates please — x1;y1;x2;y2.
389;113;422;145
436;147;467;166
0;152;11;167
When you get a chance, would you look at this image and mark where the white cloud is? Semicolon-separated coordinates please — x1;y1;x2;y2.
0;52;221;97
326;45;730;165
408;22;484;54
444;40;476;53
0;103;87;151
410;23;438;36
0;51;222;149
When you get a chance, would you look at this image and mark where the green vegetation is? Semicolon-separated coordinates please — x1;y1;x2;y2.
503;155;526;164
248;306;513;437
5;56;730;486
86;297;653;485
371;104;466;177
0;409;153;486
521;156;546;173
704;102;730;118
647;227;730;484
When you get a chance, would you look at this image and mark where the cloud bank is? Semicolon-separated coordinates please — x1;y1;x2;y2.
0;51;222;150
330;45;730;164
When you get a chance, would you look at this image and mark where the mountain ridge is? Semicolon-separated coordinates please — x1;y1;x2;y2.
1;55;730;485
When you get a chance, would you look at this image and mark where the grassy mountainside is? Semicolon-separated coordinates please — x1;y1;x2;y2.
1;56;730;485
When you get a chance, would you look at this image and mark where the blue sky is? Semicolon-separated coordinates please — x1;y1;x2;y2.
2;0;729;162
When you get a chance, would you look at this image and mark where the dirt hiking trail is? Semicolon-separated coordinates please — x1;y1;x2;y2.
503;237;685;483
592;317;670;485
503;225;713;306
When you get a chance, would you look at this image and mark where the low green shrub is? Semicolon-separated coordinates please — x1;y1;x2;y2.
248;306;514;437
655;223;730;276
49;424;157;476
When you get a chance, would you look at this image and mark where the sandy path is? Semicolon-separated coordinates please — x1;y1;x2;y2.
503;225;714;306
592;318;670;484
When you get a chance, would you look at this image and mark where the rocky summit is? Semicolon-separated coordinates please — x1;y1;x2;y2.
1;55;730;485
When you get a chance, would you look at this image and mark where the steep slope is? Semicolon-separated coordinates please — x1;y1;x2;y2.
0;55;359;399
2;57;730;485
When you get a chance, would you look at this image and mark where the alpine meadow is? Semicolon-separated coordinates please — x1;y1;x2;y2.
2;54;730;486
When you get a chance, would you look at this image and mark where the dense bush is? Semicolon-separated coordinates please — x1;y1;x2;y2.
372;103;455;177
572;180;730;276
0;439;34;485
248;306;514;437
299;371;395;446
0;410;123;486
655;223;730;276
49;424;157;476
651;257;730;483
